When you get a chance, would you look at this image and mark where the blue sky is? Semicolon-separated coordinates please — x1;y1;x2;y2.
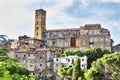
0;0;120;45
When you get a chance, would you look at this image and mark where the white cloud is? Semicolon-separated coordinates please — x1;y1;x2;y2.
0;0;41;38
100;0;120;3
45;0;77;29
79;0;89;8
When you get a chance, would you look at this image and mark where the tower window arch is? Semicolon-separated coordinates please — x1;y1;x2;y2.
36;33;38;35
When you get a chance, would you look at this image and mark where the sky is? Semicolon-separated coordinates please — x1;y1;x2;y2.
0;0;120;45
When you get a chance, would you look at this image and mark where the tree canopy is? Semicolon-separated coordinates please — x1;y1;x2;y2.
72;58;84;80
58;58;84;80
0;47;34;80
61;47;111;68
58;66;73;80
85;52;120;80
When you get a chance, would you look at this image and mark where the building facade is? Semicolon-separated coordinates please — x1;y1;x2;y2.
53;56;87;72
34;9;113;51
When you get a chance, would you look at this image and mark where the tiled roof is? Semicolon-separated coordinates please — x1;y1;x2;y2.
15;48;29;53
35;48;49;51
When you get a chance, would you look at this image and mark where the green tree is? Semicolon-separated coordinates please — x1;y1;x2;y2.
58;66;73;80
0;47;34;80
82;47;111;68
0;47;9;61
0;59;34;80
0;47;8;56
85;52;120;80
73;49;82;56
72;58;84;80
61;47;111;69
62;50;73;57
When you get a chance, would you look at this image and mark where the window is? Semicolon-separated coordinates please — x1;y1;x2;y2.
40;56;42;59
49;32;53;38
69;32;74;37
36;27;39;30
28;54;30;57
72;59;74;64
68;59;70;62
16;55;17;57
82;59;84;61
24;55;26;57
40;64;42;66
56;64;58;67
30;65;32;67
36;33;38;35
82;64;84;67
56;58;58;61
59;33;64;38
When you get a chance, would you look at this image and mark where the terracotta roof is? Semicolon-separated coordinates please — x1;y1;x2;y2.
15;48;29;53
26;37;43;41
35;48;49;51
47;28;80;32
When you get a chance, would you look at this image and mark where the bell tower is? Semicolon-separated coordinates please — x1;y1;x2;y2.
34;9;46;40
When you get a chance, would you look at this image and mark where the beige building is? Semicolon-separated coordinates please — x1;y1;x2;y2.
14;48;51;73
34;9;113;51
79;24;112;51
15;48;29;67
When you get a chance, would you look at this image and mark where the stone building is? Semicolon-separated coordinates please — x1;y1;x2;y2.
79;24;112;51
15;48;29;67
34;9;113;51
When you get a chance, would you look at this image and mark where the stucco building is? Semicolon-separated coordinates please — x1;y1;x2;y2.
53;56;87;72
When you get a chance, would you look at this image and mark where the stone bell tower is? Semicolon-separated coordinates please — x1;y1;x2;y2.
34;9;46;40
